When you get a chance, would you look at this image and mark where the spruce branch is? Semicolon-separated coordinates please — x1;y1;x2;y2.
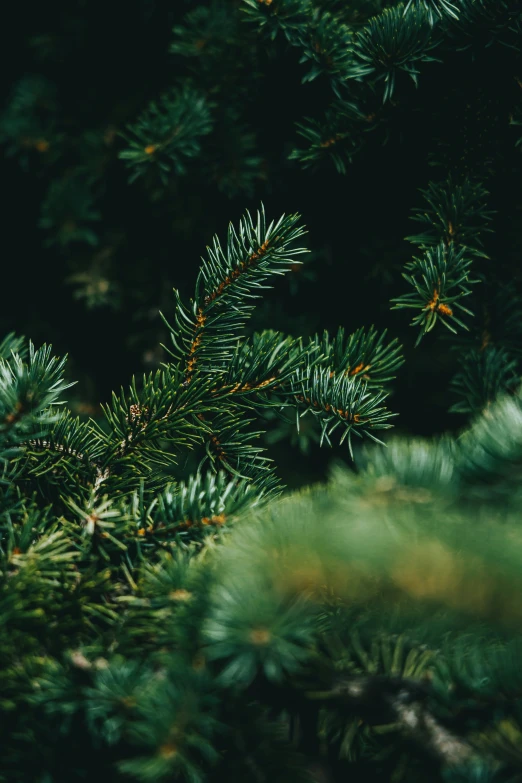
404;0;460;24
199;409;281;490
164;205;308;383
0;343;74;471
241;0;313;44
348;3;441;103
170;3;241;61
311;325;404;387
25;415;108;504
119;85;214;184
290;99;372;174
0;332;26;362
2;207;401;509
406;178;494;257
96;366;217;494
142;471;271;544
27;410;105;465
294;365;396;457
114;670;221;783
204;580;317;687
217;330;306;402
298;11;354;93
7;5;522;778
392;244;478;346
444;0;522;50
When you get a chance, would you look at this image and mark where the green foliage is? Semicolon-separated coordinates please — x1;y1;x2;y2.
5;2;522;781
0;341;73;460
311;325;404;386
0;75;60;167
0;203;406;781
114;670;221;782
205;583;316;687
392;243;477;345
0;207;399;508
290;98;372;173
391;169;522;418
119;86;214;184
298;11;354;92
406;178;494;257
5;322;522;780
348;4;440;102
454;386;522;502
242;0;313;44
166;206;307;372
449;346;520;415
445;0;522;49
295;365;395;455
170;3;240;60
392;175;499;348
39;175;101;247
0;332;26;362
404;0;460;23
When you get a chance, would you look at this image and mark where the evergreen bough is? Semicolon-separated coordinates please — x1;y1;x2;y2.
3;203;522;781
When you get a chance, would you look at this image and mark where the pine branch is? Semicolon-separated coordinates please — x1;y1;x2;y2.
391;243;478;346
297;10;354;93
289;98;372;174
0;343;74;472
294;365;395;457
348;3;441;103
164;205;307;383
118;85;214;184
25;419;108;503
241;0;313;44
198;409;281;491
404;0;460;24
310;325;404;387
406;177;494;257
219;330;308;402
96;366;216;494
132;471;272;547
0;332;26;361
444;0;522;50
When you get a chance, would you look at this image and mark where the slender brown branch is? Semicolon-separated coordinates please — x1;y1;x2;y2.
392;699;474;766
307;675;476;767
